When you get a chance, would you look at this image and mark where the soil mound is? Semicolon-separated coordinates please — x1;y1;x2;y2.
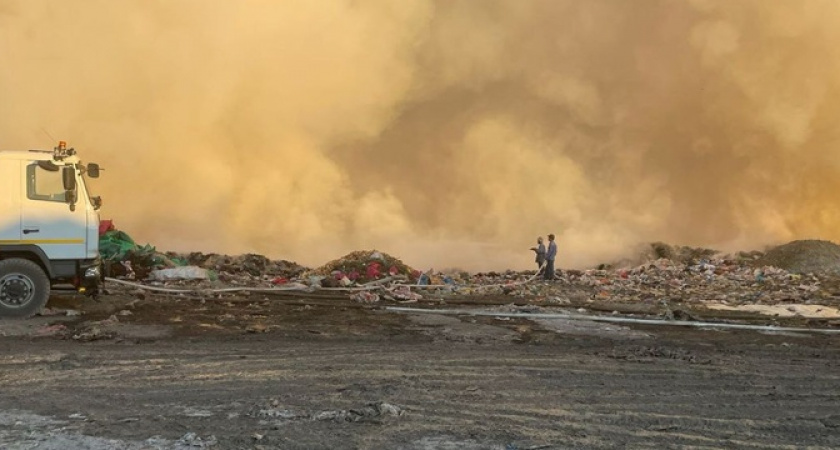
755;240;840;274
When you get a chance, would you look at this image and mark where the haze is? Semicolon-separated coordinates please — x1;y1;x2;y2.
2;0;839;270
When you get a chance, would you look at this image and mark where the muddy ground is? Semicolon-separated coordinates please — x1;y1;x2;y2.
0;287;838;449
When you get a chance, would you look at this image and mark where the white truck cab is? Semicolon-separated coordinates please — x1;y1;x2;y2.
0;142;102;317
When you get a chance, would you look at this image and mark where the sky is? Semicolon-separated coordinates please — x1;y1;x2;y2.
2;0;839;270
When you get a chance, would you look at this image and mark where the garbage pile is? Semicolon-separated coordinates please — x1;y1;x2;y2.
302;250;417;287
162;252;306;284
410;241;840;313
99;220;306;284
551;258;839;307
98;224;840;316
99;220;160;279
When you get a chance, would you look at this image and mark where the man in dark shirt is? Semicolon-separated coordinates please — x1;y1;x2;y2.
545;234;557;281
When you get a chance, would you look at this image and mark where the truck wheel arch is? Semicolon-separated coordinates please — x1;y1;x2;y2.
0;245;54;278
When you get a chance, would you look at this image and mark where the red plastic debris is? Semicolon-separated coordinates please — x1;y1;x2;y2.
366;262;382;280
99;219;115;236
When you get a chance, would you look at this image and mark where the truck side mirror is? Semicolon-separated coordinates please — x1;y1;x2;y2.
62;167;77;191
65;190;77;211
87;163;100;178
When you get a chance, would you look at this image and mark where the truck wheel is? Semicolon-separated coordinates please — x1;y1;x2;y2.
0;259;51;318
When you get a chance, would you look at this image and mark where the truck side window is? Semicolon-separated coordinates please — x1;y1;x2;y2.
26;163;67;202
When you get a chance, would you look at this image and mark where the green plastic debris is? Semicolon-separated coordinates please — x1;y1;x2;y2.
100;230;138;261
99;230;157;261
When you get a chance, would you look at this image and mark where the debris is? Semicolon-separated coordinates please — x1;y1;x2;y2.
34;324;68;337
312;402;404;422
97;233;840;325
250;401;404;426
176;432;218;448
150;266;209;281
350;291;380;304
72;325;116;342
304;250;417;284
246;323;269;333
100;225;159;279
389;285;423;302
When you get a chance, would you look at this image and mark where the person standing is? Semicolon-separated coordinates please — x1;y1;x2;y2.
544;233;557;281
530;237;546;273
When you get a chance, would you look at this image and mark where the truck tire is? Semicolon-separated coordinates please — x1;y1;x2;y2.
0;258;51;318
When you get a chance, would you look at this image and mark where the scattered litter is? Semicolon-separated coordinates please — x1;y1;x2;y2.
151;266;209;281
351;291;380;304
176;432;218;448
72;325;116;342
96;234;840;325
34;324;68;337
389;285;423;302
246;323;270;333
251;401;404;424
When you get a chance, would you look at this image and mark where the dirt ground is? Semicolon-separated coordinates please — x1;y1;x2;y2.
0;286;838;449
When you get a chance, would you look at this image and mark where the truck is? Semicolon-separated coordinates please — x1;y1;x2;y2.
0;141;103;318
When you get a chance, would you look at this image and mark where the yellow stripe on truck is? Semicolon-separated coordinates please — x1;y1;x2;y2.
0;239;85;245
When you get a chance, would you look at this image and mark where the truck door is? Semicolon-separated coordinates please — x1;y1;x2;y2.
20;162;87;260
0;160;21;245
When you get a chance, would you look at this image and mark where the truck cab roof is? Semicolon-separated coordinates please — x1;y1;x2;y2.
0;150;81;164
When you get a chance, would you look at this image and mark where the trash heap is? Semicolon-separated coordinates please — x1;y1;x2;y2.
163;252;306;285
501;241;840;312
99;220;306;284
98;226;840;316
99;220;160;280
555;259;834;306
302;250;417;287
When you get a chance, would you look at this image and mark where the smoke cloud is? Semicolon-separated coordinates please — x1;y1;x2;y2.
2;0;839;270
